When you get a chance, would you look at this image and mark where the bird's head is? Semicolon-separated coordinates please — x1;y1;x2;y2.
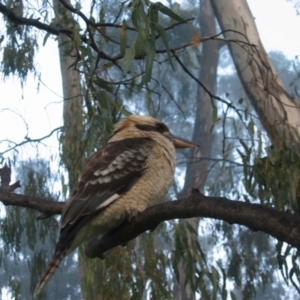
110;115;197;149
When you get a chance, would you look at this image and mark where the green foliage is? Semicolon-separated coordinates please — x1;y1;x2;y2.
236;143;300;296
2;34;38;81
204;47;300;298
235;135;300;215
80;224;174;300
172;221;230;300
1;0;39;82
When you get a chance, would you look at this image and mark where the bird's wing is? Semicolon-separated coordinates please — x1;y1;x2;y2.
34;138;154;297
60;137;154;230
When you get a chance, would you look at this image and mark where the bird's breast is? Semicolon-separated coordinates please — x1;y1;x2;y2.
90;143;175;233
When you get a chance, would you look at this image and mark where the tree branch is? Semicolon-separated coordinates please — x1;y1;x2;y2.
1;187;300;258
0;126;63;156
85;191;300;258
0;3;72;36
0;3;114;61
0;190;64;215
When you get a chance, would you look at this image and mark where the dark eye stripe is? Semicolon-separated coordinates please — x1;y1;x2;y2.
135;123;169;133
158;122;169;132
135;124;156;131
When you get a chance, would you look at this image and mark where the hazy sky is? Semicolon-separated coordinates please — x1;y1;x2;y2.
0;0;300;161
249;0;300;59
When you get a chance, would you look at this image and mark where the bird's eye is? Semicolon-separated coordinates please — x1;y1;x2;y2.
155;124;164;132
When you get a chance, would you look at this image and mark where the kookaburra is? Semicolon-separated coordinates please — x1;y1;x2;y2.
34;115;197;296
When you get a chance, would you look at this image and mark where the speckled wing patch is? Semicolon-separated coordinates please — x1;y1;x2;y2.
60;138;154;229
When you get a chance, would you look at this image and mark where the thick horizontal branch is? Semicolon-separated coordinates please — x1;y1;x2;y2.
1;189;300;258
85;191;300;258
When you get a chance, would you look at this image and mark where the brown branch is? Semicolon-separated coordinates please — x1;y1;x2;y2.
113;0;130;24
0;164;21;192
0;3;115;62
0;3;253;69
1;186;300;259
0;164;11;187
164;18;194;32
0;190;64;214
85;191;300;258
1;165;298;257
172;52;250;131
0;3;195;63
0;3;72;36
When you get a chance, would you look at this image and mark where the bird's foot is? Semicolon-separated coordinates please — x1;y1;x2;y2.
126;206;146;222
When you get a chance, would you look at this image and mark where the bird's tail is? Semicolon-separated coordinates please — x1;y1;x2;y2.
33;248;67;297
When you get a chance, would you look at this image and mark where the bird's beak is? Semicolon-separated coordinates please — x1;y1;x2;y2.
169;134;198;149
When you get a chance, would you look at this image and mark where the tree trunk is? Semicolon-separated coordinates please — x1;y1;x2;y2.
53;0;84;187
211;0;300;148
52;0;89;298
174;0;218;299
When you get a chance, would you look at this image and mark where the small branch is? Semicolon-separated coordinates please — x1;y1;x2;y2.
0;163;21;192
164;18;194;32
155;17;194;40
0;163;11;187
0;190;64;215
7;181;21;192
113;0;130;24
0;126;63;156
173;52;249;130
0;165;63;214
0;3;115;62
0;3;72;36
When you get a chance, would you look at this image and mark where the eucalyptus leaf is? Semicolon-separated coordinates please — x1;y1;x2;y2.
155;2;186;23
154;23;175;70
122;45;136;75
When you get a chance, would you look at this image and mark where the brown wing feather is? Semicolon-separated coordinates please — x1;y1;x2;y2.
61;138;154;229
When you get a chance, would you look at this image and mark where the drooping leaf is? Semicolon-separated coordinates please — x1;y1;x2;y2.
142;41;155;84
154;23;175;70
122;45;136;75
212;106;218;123
155;2;186;23
120;20;127;57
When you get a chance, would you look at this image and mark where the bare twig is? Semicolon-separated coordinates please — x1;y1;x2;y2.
113;0;130;24
0;126;63;156
0;164;21;192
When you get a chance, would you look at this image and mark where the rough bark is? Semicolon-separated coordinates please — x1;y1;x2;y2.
211;0;300;147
